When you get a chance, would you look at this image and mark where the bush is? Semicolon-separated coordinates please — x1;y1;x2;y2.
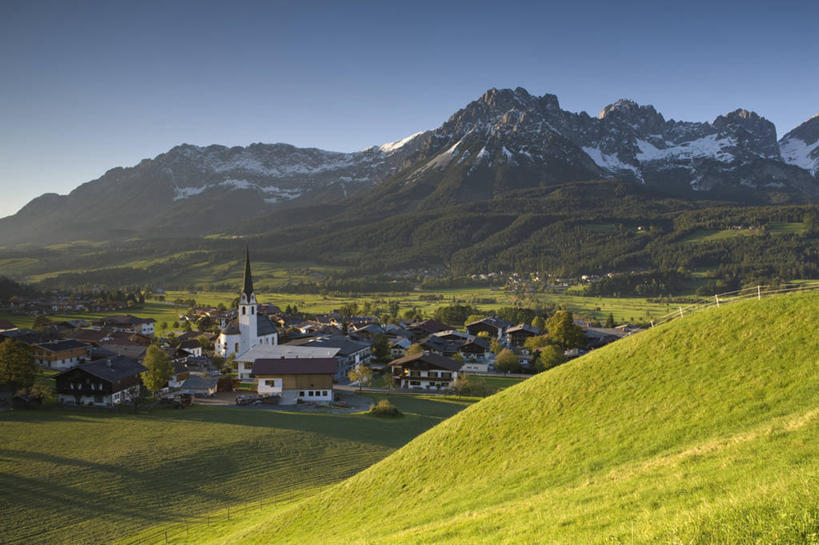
368;399;402;418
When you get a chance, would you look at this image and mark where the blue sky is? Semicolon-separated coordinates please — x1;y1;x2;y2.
1;0;817;218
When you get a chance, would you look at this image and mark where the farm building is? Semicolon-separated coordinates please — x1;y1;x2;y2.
251;357;337;405
32;339;89;370
55;356;146;407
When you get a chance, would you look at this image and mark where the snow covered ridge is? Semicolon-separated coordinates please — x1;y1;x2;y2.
377;131;427;153
780;137;819;175
173;180;302;202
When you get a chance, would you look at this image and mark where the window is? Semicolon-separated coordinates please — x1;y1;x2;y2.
251;307;255;315
308;391;313;396
299;391;305;397
234;343;239;353
242;307;246;315
322;390;328;397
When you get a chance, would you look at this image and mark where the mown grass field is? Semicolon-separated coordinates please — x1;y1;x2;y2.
0;396;475;545
680;221;808;243
151;291;819;545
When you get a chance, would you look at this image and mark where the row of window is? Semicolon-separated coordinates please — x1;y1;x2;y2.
298;390;330;397
70;382;104;391
407;371;452;379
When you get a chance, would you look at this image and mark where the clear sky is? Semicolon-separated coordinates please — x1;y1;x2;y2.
1;0;817;218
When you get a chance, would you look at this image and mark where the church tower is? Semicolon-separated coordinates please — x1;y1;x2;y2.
238;248;258;349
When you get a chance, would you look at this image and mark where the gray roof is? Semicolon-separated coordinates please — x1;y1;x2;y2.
253;358;338;376
388;352;463;372
220;313;278;336
180;375;218;391
35;339;88;352
57;356;146;383
301;335;371;356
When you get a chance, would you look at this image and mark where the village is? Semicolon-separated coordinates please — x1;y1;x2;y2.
0;251;643;412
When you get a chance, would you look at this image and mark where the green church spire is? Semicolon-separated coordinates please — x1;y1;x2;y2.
242;247;254;299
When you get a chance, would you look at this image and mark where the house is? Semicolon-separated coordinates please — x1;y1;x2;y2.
92;315;156;336
0;328;53;346
419;335;463;357
289;334;372;377
432;329;470;342
406;319;452;342
234;344;340;380
55;356;146;407
505;324;539;347
466;317;511;339
0;319;17;331
216;250;279;357
389;337;412;358
251;358;337;405
388;351;463;391
32;339;89;370
350;323;385;340
178;375;218;397
168;361;191;388
177;339;202;357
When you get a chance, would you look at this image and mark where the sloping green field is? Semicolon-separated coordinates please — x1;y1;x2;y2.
0;397;473;545
172;291;819;544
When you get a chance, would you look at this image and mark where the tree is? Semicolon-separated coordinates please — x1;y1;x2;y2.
524;335;551;353
451;352;464;364
197;335;213;352
159;321;168;331
32;315;52;331
531;315;545;332
477;331;490;339
406;343;424;356
348;364;373;392
494;349;520;373
535;344;566;372
0;339;37;391
546;310;586;349
141;345;172;395
388;300;400;318
490;338;502;354
371;334;390;362
451;373;472;396
182;320;192;332
197;315;213;331
605;312;615;328
382;371;396;393
465;314;486;326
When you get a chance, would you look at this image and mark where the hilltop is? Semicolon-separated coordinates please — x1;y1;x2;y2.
182;291;819;544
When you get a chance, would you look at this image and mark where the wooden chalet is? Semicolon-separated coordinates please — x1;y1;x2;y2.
55;356;146;407
388;351;463;391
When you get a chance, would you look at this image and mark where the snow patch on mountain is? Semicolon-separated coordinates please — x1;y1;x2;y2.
582;146;640;178
378;131;426;154
779;137;819;175
635;135;736;163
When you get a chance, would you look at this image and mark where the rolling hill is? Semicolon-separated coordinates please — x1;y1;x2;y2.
179;291;819;544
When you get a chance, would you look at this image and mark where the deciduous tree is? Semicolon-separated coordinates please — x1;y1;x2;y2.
141;345;172;395
546;310;586;349
494;349;521;373
348;364;373;392
0;339;37;391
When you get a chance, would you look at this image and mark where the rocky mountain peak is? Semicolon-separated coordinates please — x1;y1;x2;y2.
711;109;778;158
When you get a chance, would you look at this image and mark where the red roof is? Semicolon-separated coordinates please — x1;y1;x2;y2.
252;358;338;376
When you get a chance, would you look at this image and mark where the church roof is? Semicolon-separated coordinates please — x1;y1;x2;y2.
242;248;254;299
219;314;278;337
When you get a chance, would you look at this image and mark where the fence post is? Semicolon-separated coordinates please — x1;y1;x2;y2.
758;285;761;300
678;307;684;318
650;320;654;328
715;295;719;307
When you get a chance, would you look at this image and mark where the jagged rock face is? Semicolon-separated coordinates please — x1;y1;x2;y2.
779;115;819;176
0;87;817;246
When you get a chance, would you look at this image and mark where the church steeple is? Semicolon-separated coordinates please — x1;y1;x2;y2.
241;247;254;302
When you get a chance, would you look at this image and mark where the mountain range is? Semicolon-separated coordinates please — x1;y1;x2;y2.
1;87;817;247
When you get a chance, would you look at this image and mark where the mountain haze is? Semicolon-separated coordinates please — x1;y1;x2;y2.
1;88;817;246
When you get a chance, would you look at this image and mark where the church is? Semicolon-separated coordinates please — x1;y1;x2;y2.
216;250;278;358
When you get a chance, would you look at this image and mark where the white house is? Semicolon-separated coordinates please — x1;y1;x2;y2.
388;351;464;391
216;250;278;357
235;344;340;380
252;358;337;405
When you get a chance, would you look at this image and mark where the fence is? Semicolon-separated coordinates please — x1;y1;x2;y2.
648;281;819;329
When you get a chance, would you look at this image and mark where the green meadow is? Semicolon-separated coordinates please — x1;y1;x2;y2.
0;397;475;545
143;291;819;545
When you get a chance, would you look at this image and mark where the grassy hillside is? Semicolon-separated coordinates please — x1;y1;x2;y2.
174;291;819;544
0;397;474;545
